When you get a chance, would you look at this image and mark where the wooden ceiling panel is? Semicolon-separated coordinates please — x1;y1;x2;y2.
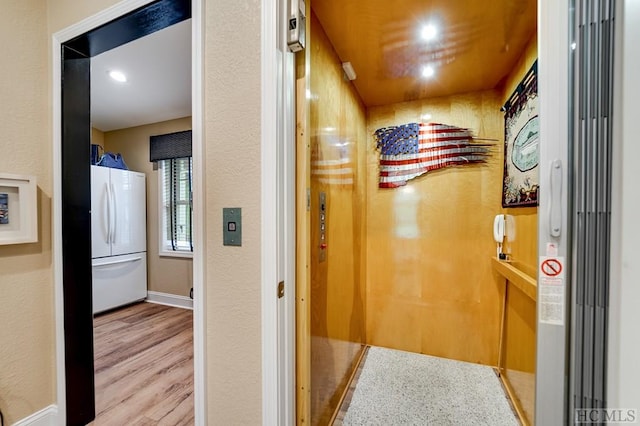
312;0;537;107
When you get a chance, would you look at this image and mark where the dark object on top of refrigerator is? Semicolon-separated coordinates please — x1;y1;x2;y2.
96;152;128;170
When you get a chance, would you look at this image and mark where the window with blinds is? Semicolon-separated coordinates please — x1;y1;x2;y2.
160;157;193;253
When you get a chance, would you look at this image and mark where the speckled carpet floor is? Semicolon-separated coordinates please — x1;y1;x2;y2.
339;346;519;426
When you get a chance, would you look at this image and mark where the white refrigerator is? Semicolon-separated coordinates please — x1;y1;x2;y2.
91;165;147;314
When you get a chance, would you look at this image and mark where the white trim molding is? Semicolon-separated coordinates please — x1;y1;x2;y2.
13;405;58;426
146;291;194;310
190;0;207;423
277;0;297;423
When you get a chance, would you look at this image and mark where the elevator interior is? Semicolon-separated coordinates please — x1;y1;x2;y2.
295;0;539;424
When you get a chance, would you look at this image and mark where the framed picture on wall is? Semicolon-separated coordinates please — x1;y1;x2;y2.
0;173;38;245
502;61;539;208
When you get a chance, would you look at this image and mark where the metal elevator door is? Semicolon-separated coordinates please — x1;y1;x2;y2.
535;1;617;424
571;0;616;421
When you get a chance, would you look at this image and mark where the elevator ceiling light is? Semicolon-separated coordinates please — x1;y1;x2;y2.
421;113;432;121
422;65;435;78
421;24;438;41
109;70;127;83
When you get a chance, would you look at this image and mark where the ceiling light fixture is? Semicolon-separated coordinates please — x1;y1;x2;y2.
421;24;438;41
109;70;127;83
422;65;435;78
421;113;432;121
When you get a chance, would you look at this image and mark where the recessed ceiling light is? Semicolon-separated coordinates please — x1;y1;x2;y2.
421;113;432;121
422;65;435;78
421;24;438;41
109;70;127;83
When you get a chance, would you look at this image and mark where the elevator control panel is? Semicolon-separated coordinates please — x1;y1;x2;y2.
319;192;326;262
223;208;242;246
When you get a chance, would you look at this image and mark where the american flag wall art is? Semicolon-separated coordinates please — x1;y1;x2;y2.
374;122;491;188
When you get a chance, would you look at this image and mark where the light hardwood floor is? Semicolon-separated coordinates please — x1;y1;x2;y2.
92;302;194;425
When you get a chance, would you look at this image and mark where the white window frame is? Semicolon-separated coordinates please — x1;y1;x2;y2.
158;158;193;258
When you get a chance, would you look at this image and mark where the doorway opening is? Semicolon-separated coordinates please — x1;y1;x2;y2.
296;0;540;424
89;17;193;423
53;0;204;424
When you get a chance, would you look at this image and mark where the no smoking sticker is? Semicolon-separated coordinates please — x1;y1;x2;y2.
541;258;563;277
539;256;565;325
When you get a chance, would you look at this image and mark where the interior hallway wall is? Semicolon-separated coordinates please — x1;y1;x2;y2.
366;90;504;365
203;0;263;423
308;11;367;424
103;117;193;298
0;1;54;423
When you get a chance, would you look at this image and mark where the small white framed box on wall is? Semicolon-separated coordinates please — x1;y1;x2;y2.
0;173;38;245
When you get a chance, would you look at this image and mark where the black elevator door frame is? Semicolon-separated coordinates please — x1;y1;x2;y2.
61;45;94;426
59;1;190;424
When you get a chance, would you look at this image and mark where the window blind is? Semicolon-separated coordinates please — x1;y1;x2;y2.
150;130;192;162
162;157;193;251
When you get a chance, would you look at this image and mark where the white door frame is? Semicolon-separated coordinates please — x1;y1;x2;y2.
261;0;296;424
51;0;206;423
536;0;571;423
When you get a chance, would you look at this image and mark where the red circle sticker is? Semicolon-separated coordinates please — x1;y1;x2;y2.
541;258;563;277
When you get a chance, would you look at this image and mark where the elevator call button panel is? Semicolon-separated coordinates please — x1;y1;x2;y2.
223;208;242;246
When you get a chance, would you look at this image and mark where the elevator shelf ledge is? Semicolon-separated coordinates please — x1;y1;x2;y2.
491;256;537;301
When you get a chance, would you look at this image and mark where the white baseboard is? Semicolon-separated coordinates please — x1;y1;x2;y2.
13;405;58;426
146;291;193;310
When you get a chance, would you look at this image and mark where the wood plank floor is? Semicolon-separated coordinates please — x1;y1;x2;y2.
92;302;194;425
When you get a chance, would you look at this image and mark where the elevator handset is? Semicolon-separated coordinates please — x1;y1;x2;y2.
494;214;506;259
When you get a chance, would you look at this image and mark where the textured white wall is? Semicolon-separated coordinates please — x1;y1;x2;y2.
204;0;263;423
47;0;123;34
0;1;54;423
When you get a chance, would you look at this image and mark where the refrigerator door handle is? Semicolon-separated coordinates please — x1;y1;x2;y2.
93;256;142;267
110;182;117;244
105;183;112;244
